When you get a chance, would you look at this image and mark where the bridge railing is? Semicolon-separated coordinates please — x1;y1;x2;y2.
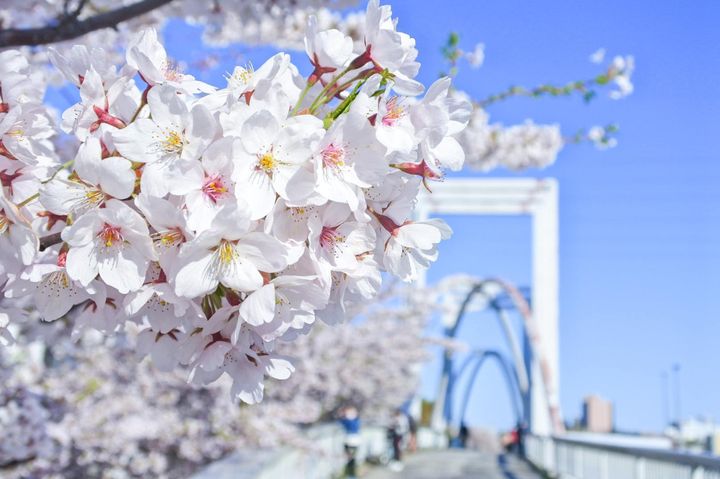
525;435;720;479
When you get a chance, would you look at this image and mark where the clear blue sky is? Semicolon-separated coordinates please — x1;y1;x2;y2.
48;0;720;433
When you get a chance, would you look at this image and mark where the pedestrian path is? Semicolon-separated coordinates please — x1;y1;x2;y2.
364;449;542;479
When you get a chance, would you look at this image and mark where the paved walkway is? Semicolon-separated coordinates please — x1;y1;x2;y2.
364;450;542;479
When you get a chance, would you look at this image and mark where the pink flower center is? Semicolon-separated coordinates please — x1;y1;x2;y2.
381;97;405;126
98;223;123;248
320;226;344;250
321;143;346;168
201;175;229;203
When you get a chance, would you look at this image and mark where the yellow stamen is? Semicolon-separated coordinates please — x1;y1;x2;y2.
85;189;104;204
227;63;254;87
217;241;237;265
160;230;182;246
206;182;227;194
161;130;185;155
258;152;276;173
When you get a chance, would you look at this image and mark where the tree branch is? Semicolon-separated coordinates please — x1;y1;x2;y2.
0;0;175;48
39;232;63;251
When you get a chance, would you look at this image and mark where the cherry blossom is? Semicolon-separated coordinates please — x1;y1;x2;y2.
0;2;481;408
61;199;156;294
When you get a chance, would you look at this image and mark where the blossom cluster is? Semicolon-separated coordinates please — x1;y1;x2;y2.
457;102;564;171
0;0;470;403
0;279;436;478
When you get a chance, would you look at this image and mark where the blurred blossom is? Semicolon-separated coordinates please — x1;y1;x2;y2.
610;55;635;99
590;47;606;64
465;43;485;68
588;125;619;149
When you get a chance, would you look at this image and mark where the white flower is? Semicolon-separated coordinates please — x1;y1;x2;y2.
191;325;294;404
182;138;237;233
112;85;217;197
231;110;323;218
272;276;326;339
226;53;297;101
127;28;213;94
4;259;105;322
136;327;186;372
124;282;196;333
40;137;135;217
317;254;381;324
0;103;57;167
49;44;118;87
411;77;471;173
360;0;423;96
308;202;375;272
173;203;289;298
313;110;387;211
373;210;452;282
305;15;354;74
265;198;319;244
62;199;156;294
0;190;38;276
134;193;190;273
0;50;45;107
61;67;140;140
373;94;416;154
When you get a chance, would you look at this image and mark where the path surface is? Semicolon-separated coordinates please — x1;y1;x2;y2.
364;450;542;479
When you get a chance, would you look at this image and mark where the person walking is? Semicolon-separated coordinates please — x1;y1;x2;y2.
338;406;361;479
388;408;409;472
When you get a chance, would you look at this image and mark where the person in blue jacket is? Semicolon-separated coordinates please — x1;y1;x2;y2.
338;405;361;479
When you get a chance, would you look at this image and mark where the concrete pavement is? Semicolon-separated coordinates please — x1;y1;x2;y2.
364;450;542;479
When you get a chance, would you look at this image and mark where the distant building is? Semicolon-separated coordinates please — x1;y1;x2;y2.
582;395;614;433
665;417;720;453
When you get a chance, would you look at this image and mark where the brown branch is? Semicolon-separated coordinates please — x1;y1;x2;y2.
0;0;175;48
39;232;63;251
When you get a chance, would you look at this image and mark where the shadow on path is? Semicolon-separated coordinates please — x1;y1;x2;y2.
365;449;541;479
498;454;519;479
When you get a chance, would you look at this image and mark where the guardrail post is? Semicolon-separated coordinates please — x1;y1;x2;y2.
575;445;583;478
602;451;609;479
636;457;646;479
692;466;705;479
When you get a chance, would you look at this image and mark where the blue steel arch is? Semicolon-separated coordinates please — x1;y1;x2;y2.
455;350;525;428
440;279;532;428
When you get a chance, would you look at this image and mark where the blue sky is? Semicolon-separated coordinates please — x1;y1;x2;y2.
398;0;720;432
170;0;720;432
49;0;720;433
